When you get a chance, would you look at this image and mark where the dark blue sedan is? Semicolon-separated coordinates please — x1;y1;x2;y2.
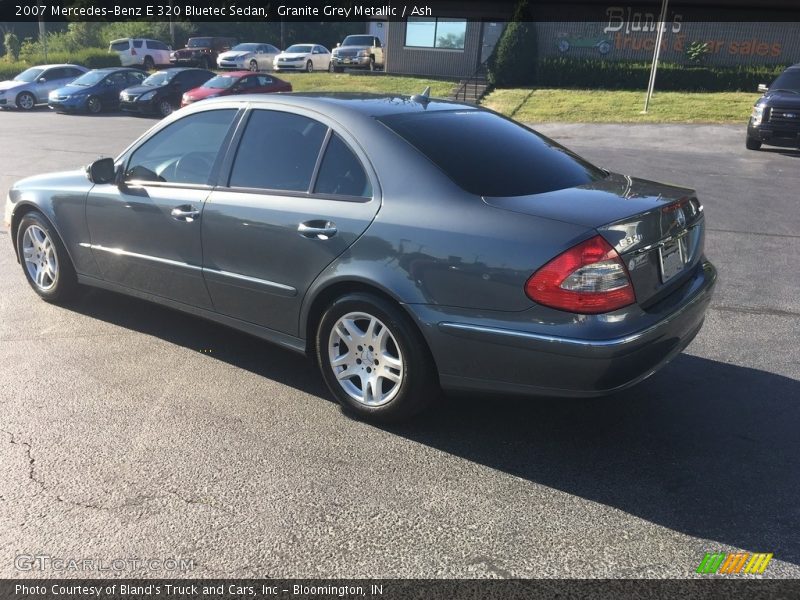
48;68;146;114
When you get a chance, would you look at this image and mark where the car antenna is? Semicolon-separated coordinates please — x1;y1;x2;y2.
411;86;431;108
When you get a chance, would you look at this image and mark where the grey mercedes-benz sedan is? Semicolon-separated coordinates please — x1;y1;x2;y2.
4;94;716;422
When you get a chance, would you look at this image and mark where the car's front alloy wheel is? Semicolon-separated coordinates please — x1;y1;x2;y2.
306;60;314;73
249;59;258;72
16;92;36;110
158;99;173;117
87;96;102;114
317;293;437;422
16;211;78;302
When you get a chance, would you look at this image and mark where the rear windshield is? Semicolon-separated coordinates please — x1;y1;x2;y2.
379;110;607;197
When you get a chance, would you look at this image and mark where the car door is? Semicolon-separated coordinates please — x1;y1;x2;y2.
85;108;239;308
201;107;380;335
313;46;330;70
33;67;66;103
259;45;279;70
99;71;128;106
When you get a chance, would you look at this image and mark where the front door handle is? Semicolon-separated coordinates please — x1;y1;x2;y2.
171;205;200;222
298;221;337;240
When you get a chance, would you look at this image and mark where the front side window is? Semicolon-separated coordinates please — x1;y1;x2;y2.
405;18;467;50
314;134;372;198
229;110;327;192
126;109;236;185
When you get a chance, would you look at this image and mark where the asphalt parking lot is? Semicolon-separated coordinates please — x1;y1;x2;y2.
1;107;799;579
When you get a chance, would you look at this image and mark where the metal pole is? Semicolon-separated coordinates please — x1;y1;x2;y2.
38;1;47;62
643;0;669;113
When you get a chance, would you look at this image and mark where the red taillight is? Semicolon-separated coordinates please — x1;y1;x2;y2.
525;235;636;314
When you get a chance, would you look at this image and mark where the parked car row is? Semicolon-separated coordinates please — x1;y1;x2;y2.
0;63;292;116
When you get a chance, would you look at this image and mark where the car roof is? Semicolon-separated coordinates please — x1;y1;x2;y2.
197;92;478;118
31;64;87;69
89;67;141;72
159;67;210;73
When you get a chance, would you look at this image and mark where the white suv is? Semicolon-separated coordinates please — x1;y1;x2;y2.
109;39;171;70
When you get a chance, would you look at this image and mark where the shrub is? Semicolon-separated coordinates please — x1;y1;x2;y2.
533;57;787;92
17;47;120;69
488;1;537;87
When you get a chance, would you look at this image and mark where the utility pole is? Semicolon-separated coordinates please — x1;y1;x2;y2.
37;1;47;61
643;0;669;113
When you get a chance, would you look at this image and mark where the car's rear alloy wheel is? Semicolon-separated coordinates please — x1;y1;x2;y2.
87;96;102;114
17;212;78;303
317;293;437;422
306;60;314;73
249;59;258;72
746;136;762;151
16;92;35;110
158;100;173;117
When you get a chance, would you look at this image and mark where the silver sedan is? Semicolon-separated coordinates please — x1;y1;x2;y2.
0;64;87;110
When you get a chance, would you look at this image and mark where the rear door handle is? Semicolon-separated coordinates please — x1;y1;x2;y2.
171;205;200;222
298;221;337;240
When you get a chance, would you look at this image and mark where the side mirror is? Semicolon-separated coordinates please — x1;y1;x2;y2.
336;43;341;48
758;83;769;93
86;158;116;184
38;77;47;83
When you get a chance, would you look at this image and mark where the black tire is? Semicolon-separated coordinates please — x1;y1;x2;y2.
16;211;79;303
306;60;314;73
368;56;375;72
16;91;36;111
328;61;334;73
746;136;762;151
203;56;213;70
316;293;438;423
86;95;102;114
143;55;155;71
157;99;173;118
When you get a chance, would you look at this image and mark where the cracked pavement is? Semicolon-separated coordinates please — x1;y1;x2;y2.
0;110;799;579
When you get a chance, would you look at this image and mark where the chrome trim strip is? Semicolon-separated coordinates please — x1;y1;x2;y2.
87;244;201;271
203;268;297;296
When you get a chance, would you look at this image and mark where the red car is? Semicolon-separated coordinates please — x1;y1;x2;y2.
180;71;291;107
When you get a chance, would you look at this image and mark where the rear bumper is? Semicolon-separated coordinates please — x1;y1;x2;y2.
415;260;717;397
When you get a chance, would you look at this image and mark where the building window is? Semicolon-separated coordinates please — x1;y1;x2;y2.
405;18;467;50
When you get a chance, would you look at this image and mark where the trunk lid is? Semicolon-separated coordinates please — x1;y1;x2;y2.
484;172;706;307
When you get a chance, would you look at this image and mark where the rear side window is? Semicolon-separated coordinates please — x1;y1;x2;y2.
110;40;129;52
314;134;372;198
229;110;327;192
379;110;607;197
133;40;143;48
149;41;169;51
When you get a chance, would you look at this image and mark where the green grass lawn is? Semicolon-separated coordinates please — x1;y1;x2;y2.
482;88;760;124
274;72;456;98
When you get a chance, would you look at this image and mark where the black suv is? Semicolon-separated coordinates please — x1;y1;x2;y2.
747;63;800;151
170;37;236;69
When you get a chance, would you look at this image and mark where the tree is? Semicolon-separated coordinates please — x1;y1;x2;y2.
4;31;20;62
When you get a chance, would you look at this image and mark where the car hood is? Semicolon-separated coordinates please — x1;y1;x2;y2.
184;86;226;100
277;52;309;59
12;169;90;194
219;51;251;60
52;84;95;95
762;90;800;107
123;83;166;95
336;45;369;51
0;80;25;92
